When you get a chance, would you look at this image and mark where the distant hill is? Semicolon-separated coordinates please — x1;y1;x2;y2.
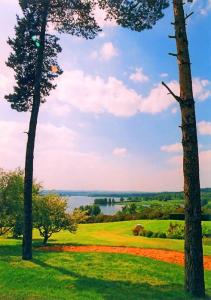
41;188;211;198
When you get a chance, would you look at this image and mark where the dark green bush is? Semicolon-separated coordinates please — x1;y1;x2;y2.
151;232;159;238
144;230;154;237
157;232;167;238
167;222;184;239
202;225;211;237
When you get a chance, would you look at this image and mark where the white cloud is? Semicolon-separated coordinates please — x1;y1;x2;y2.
139;80;179;114
100;42;118;61
49;103;72;116
0;119;179;191
198;121;211;135
91;42;118;61
0;120;164;191
77;122;90;128
189;0;211;15
161;143;182;153
160;73;168;78
162;142;202;155
130;68;149;83
0;120;126;190
199;0;211;15
0;73;15;98
0;120;210;191
192;78;211;101
47;71;211;118
113;147;128;157
49;70;141;117
0;121;77;169
98;32;106;38
90;50;98;60
0;121;26;169
94;7;116;28
167;149;211;187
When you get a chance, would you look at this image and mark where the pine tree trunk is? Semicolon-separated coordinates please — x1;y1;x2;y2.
22;2;49;260
172;0;205;297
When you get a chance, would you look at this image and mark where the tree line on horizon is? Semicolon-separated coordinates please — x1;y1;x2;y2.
3;0;206;297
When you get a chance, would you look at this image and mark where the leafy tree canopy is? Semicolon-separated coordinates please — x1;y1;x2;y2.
33;194;87;244
99;0;169;31
19;0;101;38
0;168;40;236
5;0;101;112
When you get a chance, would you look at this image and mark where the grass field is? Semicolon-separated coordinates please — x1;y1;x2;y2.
117;199;183;206
32;219;211;255
0;220;211;299
1;242;211;300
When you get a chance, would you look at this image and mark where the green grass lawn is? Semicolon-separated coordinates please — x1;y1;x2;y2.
117;199;183;206
0;220;211;299
31;219;211;255
0;241;211;300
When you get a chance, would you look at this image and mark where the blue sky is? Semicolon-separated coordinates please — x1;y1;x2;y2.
0;0;210;191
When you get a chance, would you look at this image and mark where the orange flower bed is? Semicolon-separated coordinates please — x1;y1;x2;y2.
40;245;211;270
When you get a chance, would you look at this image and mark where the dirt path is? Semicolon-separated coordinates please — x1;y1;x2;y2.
40;245;211;270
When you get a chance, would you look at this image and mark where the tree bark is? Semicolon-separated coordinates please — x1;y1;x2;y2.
43;233;49;245
172;0;205;297
22;1;49;260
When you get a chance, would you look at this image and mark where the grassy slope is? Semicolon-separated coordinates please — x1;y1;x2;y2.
31;220;211;255
0;242;211;300
0;220;211;299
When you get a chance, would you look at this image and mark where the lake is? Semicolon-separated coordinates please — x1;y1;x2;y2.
66;196;123;215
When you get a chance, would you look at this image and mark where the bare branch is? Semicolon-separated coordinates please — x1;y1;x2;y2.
162;81;181;103
168;35;176;39
168;52;178;57
185;12;194;20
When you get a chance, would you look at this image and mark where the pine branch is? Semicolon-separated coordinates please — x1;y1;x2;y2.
162;81;181;103
168;52;178;57
185;12;194;20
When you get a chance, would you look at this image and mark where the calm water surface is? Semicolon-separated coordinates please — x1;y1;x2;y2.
66;196;122;215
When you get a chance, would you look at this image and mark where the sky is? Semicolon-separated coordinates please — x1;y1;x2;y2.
0;0;210;192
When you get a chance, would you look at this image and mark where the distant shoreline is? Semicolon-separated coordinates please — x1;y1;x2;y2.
41;188;211;198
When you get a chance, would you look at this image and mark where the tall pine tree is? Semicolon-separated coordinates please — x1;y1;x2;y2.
6;0;100;260
99;0;205;297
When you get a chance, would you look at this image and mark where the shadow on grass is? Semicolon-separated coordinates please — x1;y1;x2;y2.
0;241;84;258
35;241;87;249
0;244;22;258
32;258;206;300
1;243;210;300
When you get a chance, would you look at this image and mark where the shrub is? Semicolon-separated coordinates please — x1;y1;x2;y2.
78;204;101;217
144;230;154;238
202;225;211;238
152;232;159;238
167;222;184;239
132;224;144;236
157;232;167;238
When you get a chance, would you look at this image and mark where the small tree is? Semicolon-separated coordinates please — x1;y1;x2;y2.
0;168;40;237
78;204;101;217
34;195;87;244
0;169;23;236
